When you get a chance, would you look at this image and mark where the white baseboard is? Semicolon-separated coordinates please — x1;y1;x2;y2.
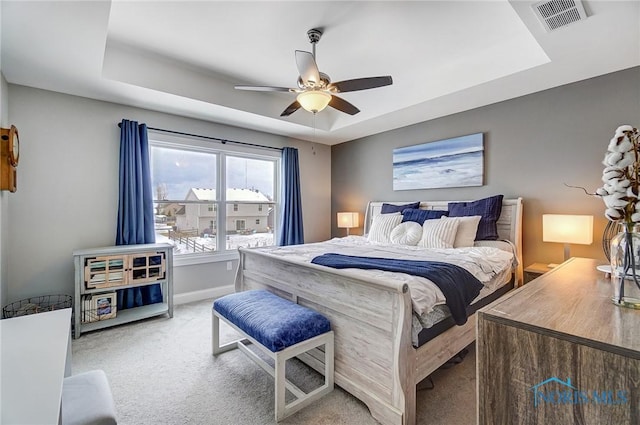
173;285;235;305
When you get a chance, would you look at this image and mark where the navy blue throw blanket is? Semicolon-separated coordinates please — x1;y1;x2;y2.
311;253;484;325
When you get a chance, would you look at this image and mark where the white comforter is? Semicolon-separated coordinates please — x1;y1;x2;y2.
254;236;514;316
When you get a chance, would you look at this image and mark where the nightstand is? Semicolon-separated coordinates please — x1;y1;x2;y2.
523;262;554;283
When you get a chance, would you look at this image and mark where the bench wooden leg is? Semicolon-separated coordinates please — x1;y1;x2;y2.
275;352;287;421
325;334;335;390
212;310;248;355
274;332;335;421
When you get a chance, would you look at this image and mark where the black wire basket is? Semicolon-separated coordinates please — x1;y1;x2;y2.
2;294;72;319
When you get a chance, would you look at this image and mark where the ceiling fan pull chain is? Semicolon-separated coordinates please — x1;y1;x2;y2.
313;113;316;140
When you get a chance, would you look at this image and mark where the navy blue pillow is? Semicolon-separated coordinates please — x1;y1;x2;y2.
401;208;449;225
380;202;420;214
448;195;504;241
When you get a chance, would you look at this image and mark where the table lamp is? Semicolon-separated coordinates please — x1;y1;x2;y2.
337;212;359;236
542;214;594;264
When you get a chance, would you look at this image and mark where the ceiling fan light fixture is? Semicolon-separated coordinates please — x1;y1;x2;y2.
296;90;331;113
235;29;392;117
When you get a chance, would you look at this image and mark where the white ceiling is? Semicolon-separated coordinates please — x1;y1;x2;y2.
1;1;639;145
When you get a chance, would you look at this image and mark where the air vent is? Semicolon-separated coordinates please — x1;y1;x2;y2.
533;0;587;32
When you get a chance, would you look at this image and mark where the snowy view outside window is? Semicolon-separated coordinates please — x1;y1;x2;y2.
150;143;277;256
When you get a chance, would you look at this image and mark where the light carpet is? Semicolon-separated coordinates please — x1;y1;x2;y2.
72;299;477;425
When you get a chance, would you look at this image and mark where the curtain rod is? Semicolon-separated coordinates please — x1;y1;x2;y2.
117;123;283;152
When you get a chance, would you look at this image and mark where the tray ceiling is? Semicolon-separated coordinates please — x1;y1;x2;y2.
1;1;638;145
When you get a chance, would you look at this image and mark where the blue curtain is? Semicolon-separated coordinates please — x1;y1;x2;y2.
115;119;163;309
278;147;304;245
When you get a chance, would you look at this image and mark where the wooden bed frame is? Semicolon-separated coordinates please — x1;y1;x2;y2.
235;198;523;425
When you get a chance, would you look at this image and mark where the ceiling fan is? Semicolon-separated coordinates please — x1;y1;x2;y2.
234;28;393;117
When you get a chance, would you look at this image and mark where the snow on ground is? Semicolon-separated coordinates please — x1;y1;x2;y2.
156;232;274;254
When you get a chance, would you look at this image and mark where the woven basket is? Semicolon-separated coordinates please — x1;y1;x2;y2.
2;294;72;319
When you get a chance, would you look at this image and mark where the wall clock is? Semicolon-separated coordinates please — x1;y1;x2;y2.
0;125;19;192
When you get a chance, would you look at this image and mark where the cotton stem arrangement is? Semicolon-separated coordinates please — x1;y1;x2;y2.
596;125;640;231
597;125;640;298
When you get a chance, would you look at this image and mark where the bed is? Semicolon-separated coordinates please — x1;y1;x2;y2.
235;197;523;425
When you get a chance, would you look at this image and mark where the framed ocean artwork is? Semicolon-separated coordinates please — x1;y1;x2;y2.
393;132;484;190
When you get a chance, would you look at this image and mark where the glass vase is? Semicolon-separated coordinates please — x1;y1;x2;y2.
610;224;640;308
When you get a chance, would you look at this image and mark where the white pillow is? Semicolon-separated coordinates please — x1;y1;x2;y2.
417;217;459;249
368;214;403;244
390;221;423;246
442;215;482;248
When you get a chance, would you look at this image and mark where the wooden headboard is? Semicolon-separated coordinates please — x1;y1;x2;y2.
363;197;524;285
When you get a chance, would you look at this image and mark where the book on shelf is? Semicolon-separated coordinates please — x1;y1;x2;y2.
82;292;117;323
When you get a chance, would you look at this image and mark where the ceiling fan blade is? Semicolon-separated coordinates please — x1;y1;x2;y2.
234;85;293;92
295;50;320;85
329;76;393;93
280;100;301;117
329;95;360;115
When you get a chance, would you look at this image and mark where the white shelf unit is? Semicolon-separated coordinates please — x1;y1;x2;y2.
73;243;173;339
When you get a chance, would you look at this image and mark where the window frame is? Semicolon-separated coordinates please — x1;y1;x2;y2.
148;133;280;267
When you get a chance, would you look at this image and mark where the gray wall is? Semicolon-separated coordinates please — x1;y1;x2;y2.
0;2;6;307
0;72;8;309
0;2;7;308
5;85;331;303
332;67;640;267
5;67;639;304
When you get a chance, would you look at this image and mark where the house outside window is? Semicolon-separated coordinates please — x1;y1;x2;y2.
149;139;278;259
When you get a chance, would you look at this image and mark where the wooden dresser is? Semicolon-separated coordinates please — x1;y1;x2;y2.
477;257;640;424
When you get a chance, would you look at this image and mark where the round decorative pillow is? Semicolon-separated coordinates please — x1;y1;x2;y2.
389;221;423;246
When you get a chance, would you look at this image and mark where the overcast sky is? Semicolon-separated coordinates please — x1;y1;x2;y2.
150;146;275;200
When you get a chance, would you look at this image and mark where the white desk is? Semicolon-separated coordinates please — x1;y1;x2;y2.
1;308;72;425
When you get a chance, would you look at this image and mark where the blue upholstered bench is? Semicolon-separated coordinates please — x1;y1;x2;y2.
212;290;334;421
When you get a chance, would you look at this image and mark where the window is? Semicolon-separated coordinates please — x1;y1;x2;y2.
149;140;278;258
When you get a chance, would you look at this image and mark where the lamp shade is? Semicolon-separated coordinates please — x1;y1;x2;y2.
337;212;359;229
297;91;331;113
542;214;594;245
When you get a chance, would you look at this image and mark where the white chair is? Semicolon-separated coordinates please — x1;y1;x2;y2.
61;369;118;425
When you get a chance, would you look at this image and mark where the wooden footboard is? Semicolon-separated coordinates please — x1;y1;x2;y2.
236;248;416;425
236;247;487;425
